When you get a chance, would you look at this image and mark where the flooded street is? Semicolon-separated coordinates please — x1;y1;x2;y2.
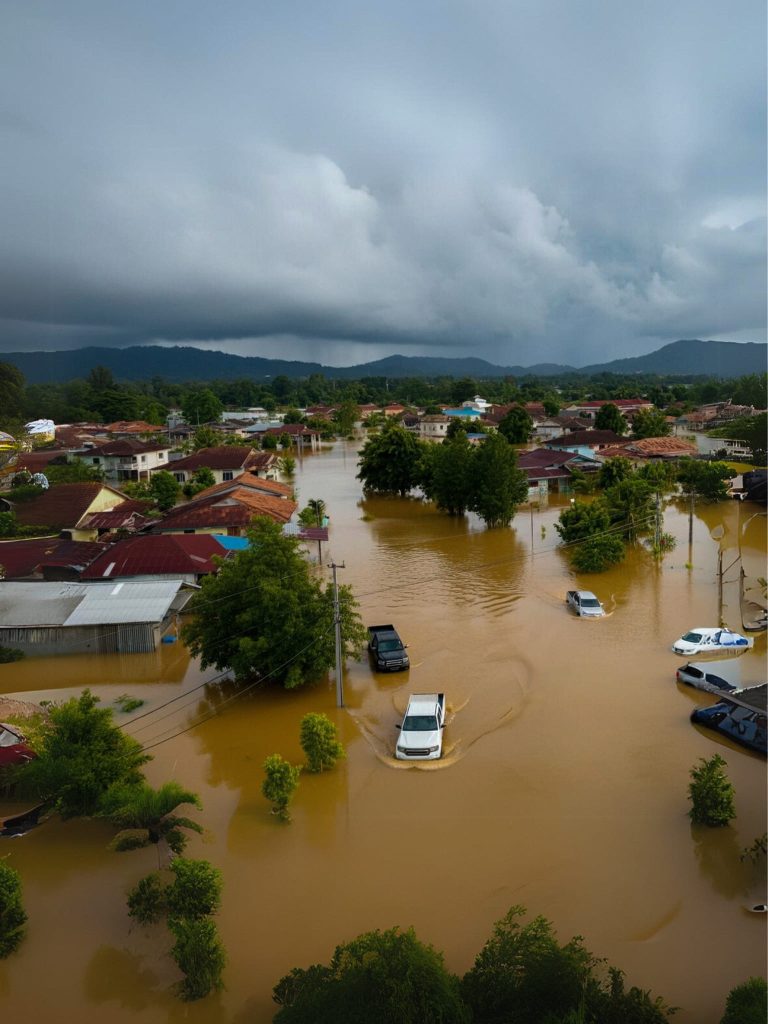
1;439;765;1023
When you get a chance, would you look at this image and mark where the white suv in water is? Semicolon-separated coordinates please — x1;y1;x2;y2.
566;590;605;617
395;694;446;760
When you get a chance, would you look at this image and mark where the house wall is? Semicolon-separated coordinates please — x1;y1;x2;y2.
168;466;245;485
0;621;160;655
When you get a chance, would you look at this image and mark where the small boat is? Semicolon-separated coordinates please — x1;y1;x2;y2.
745;904;767;914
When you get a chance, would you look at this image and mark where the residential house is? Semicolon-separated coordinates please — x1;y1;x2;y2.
261;423;322;451
613;437;698;460
0;579;193;655
81;534;232;584
420;414;451;442
75;438;171;482
561;398;654;423
5;482;134;541
461;395;491;413
104;420;165;437
382;404;406;417
517;448;602;498
162;446;266;485
191;471;294;503
545;430;627;455
149;482;297;536
0;538;107;581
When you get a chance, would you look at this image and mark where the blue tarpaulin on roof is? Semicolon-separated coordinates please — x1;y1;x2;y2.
211;535;250;551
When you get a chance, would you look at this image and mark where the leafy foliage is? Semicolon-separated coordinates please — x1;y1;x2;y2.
183;466;216;498
688;754;736;827
602;476;654;541
357;422;425;496
298;498;326;527
262;754;301;820
498;406;533;443
470;432;528;528
571;533;625;573
273;926;469;1023
631;408;672;439
299;713;346;773
127;872;167;924
676;460;732;502
594;403;627;434
720;977;767;1024
181;389;223;426
148;470;181;511
169;917;226;1001
425;434;475;516
597;456;633;489
182;517;366;686
14;690;148;818
0;645;24;663
100;780;203;855
555;501;611;544
166;858;223;921
0;862;27;958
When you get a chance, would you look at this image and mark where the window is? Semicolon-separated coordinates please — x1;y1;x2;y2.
92;457;100;464
140;455;146;463
159;451;165;459
174;473;185;483
222;471;234;481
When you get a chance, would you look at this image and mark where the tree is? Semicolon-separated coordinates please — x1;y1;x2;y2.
278;455;297;477
0;862;27;958
720;977;767;1024
166;858;223;921
429;434;475;516
181;389;223;426
332;400;360;435
0;362;25;422
99;781;203;856
127;872;167;924
45;460;104;484
570;533;625;573
273;926;469;1024
182;518;366;686
357;423;424;496
298;498;327;527
594;403;627;434
282;408;304;424
14;690;149;818
446;418;468;440
191;425;225;450
677;460;732;502
688;754;736;827
730;372;768;409
300;713;346;772
183;466;216;498
451;377;477;405
602;476;654;541
148;470;181;511
597;456;633;489
542;396;561;417
262;754;301;820
555;500;610;544
631;408;672;439
461;906;595;1024
169;917;227;1001
498;406;533;444
742;411;767;465
470;433;528;528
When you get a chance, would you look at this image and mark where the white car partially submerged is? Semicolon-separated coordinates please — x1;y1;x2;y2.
566;590;605;618
395;693;446;761
671;627;754;657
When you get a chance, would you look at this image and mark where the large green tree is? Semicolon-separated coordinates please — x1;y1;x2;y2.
594;403;627;434
429;433;476;516
14;690;149;818
148;470;181;511
497;406;533;444
273;926;469;1024
677;460;732;502
602;476;654;541
357;422;424;496
182;517;367;685
181;388;223;426
470;432;528;528
631;408;672;439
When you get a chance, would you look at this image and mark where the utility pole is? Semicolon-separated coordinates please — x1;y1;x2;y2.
329;561;346;707
688;489;695;546
654;491;662;551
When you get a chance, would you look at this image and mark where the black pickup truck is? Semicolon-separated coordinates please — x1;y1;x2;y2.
367;624;410;672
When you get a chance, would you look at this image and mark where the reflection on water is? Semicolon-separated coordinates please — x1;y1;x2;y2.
0;441;765;1024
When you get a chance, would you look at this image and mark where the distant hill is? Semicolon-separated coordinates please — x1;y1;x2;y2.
1;338;764;383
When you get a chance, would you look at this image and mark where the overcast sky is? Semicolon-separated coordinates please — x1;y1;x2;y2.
0;1;765;367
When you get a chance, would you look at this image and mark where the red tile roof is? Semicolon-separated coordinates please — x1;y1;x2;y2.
164;446;258;471
547;430;627;448
10;483;127;529
193;471;293;502
263;423;321;436
97;439;169;456
13;451;69;473
152;489;297;531
82;534;228;579
104;420;165;434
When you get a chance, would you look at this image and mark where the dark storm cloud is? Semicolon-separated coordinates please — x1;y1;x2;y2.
0;0;764;365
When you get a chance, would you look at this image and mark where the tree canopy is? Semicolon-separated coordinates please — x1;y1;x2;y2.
181;517;367;685
497;406;533;444
594;403;627;434
470;432;528;528
631;408;672;439
677;459;732;502
357;422;424;496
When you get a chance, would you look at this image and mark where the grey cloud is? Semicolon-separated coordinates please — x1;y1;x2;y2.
0;0;764;364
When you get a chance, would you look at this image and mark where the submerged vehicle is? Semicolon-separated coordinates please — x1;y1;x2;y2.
395;693;446;761
690;684;767;755
566;590;605;617
672;627;753;656
676;661;740;694
368;624;410;672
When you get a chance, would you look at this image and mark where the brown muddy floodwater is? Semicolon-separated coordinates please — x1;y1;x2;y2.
0;439;765;1023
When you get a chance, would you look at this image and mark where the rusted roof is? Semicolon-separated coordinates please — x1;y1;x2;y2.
97;439;169;456
547;430;627;448
0;538;107;578
13;451;69;473
263;423;321;436
164;446;257;471
152;490;297;530
82;534;227;579
193;472;293;501
11;483;127;529
624;437;698;456
78;509;149;531
104;420;165;434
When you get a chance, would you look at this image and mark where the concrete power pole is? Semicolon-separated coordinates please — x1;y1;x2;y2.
329;561;346;707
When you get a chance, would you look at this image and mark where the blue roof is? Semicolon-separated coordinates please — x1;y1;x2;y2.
443;408;477;417
211;534;250;551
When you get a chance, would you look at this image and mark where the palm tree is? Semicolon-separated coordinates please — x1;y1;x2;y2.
307;498;326;525
100;781;203;863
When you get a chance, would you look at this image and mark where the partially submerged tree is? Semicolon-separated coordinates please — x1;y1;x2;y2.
428;433;475;516
0;862;27;958
262;754;301;821
300;713;346;773
720;977;767;1024
14;690;148;818
677;459;732;502
688;754;736;827
182;517;366;686
273;926;469;1024
357;422;424;496
170;917;226;1001
470;432;528;528
100;780;203;857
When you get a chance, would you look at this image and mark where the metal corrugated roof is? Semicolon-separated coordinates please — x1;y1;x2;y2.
64;580;184;626
0;582;88;626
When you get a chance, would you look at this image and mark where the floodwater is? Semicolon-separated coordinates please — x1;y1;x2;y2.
1;440;765;1023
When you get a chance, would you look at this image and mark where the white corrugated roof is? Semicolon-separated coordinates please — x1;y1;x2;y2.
63;580;184;626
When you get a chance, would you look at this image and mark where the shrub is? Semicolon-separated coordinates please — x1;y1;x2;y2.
570;534;625;573
262;754;301;820
0;862;27;957
0;645;24;663
127;872;167;925
166;859;222;921
720;977;767;1024
300;713;346;773
688;754;736;827
169;917;226;1001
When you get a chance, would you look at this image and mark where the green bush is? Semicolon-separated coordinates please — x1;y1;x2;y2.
0;645;24;663
720;977;767;1024
0;862;27;957
688;754;736;827
169;917;226;1001
262;754;301;820
127;872;167;925
570;534;625;573
300;713;346;773
166;859;222;921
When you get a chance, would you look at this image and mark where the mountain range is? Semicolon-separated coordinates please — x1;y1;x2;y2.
2;339;765;383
